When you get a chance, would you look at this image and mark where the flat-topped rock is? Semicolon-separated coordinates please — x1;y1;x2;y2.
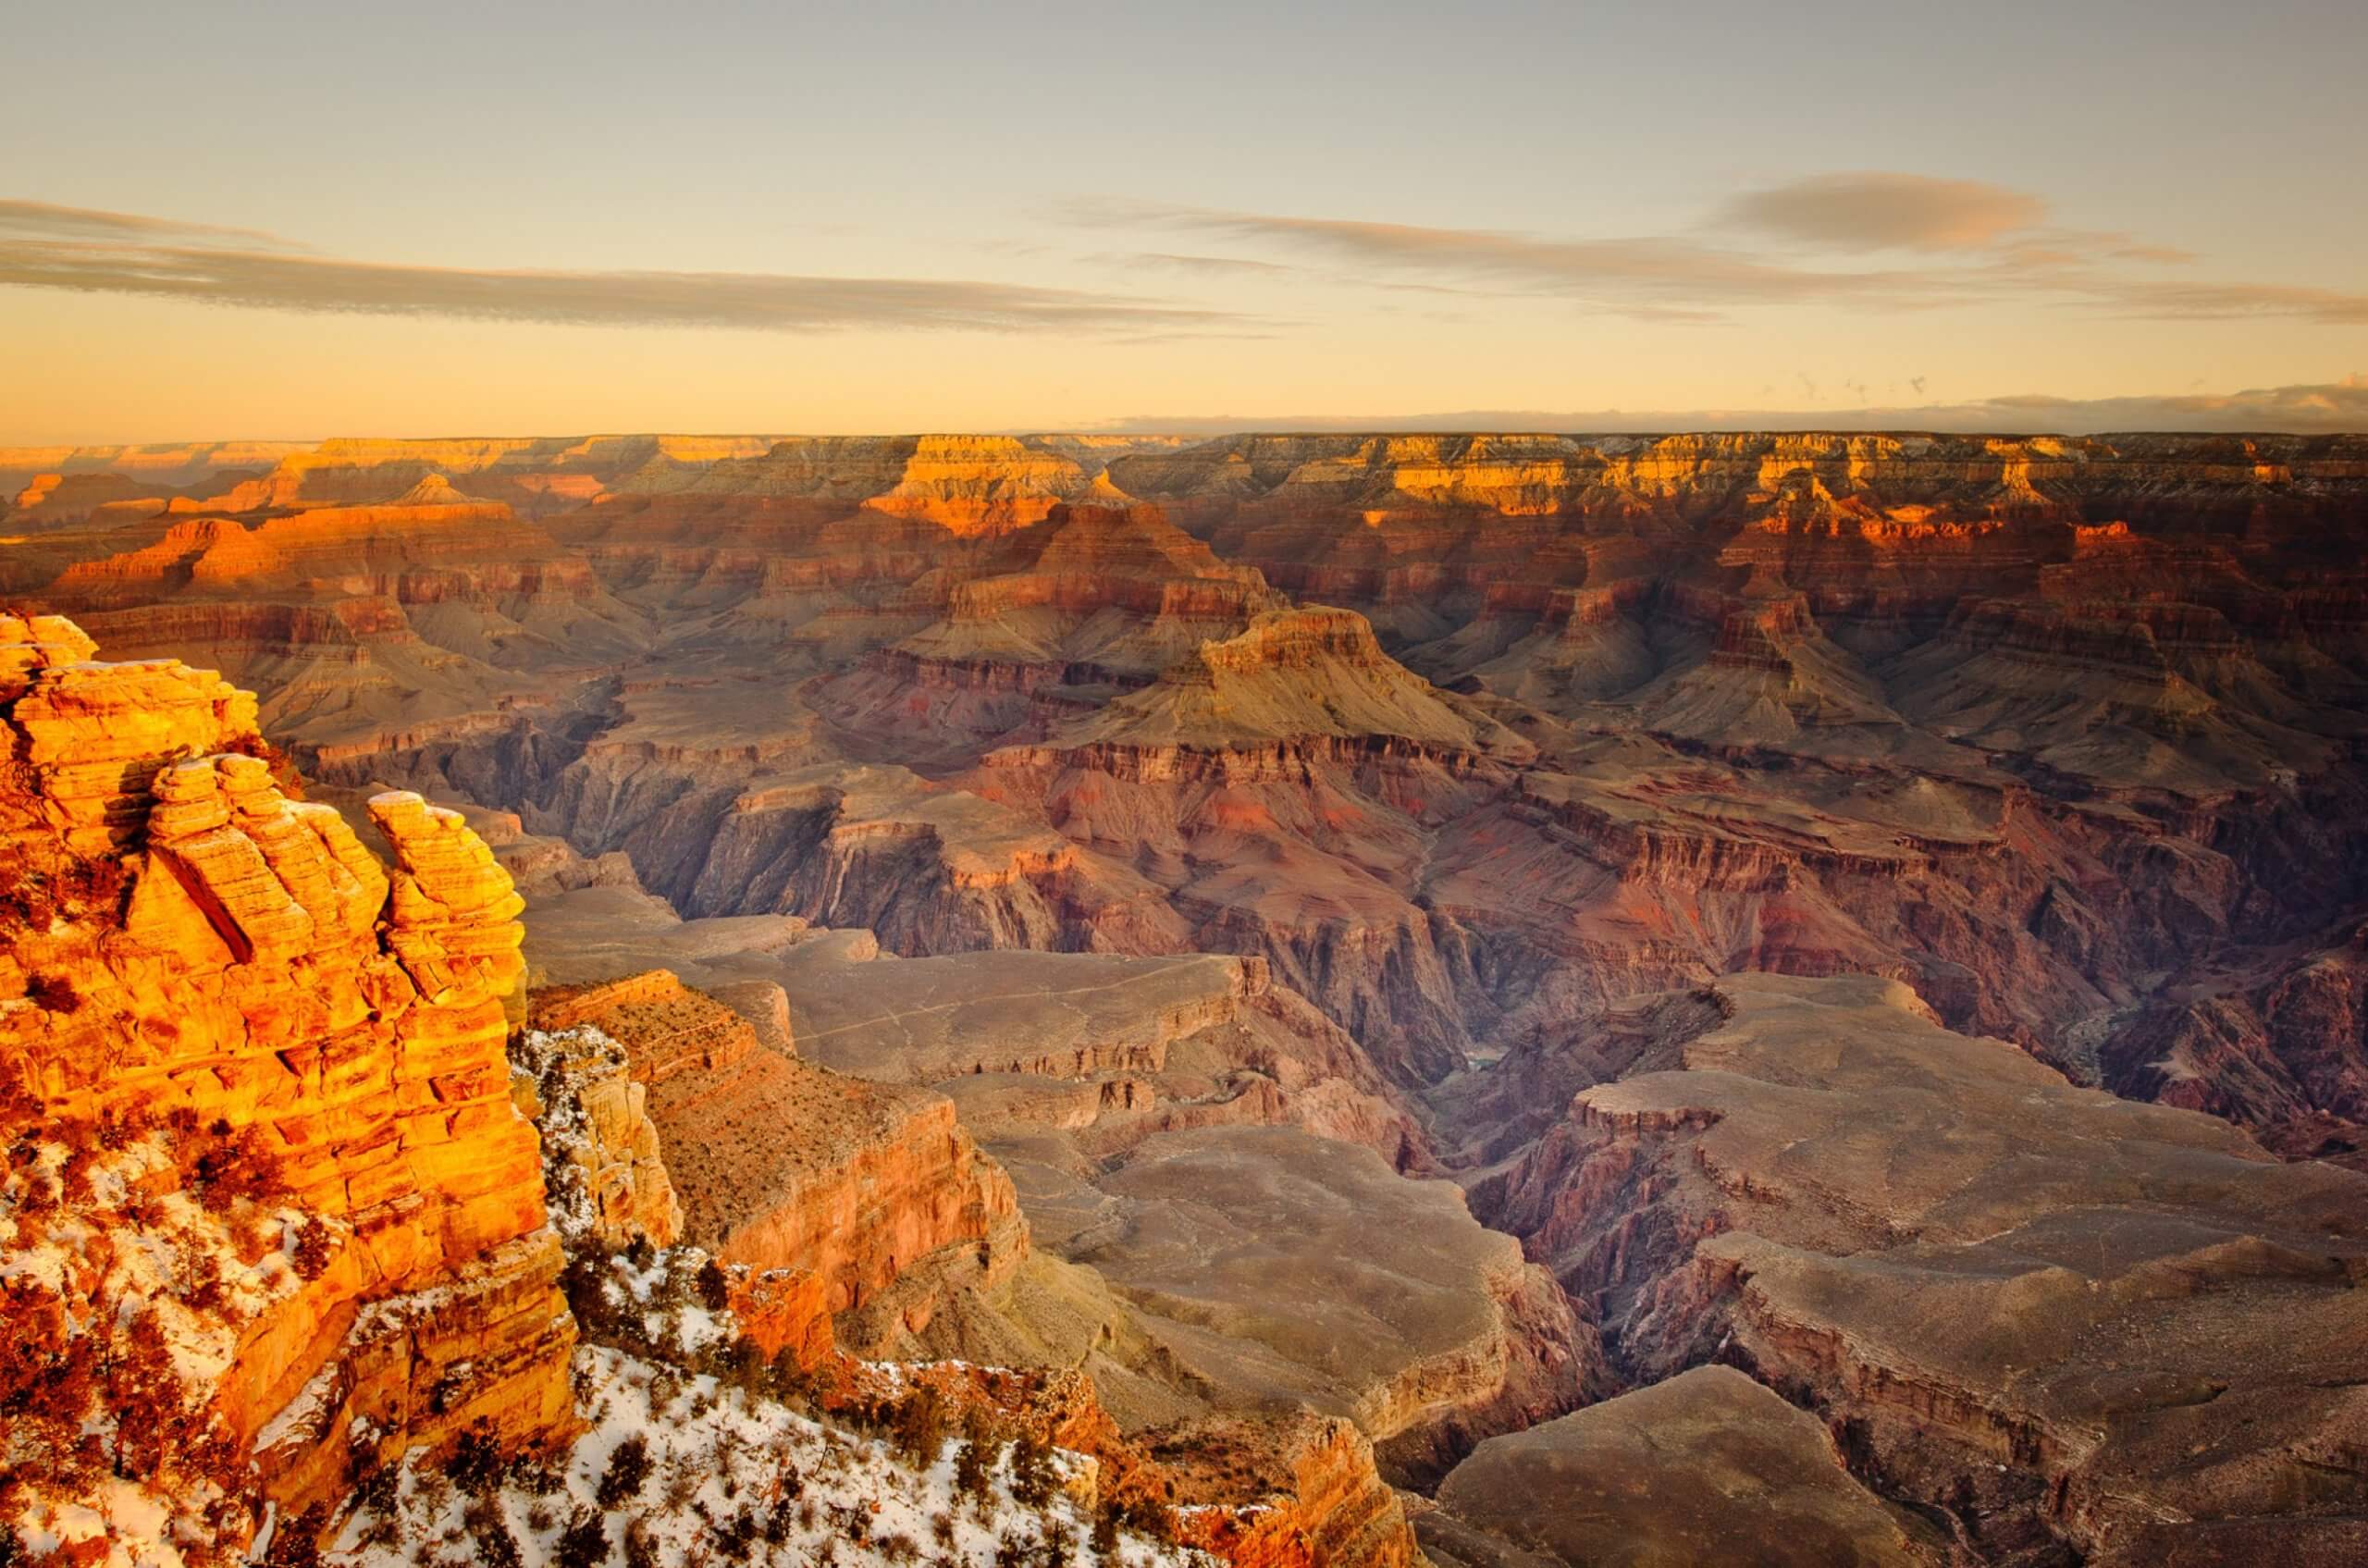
1058;1124;1597;1486
1423;1366;1945;1568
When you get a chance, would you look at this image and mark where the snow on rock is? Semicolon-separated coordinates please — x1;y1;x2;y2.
328;1346;1212;1568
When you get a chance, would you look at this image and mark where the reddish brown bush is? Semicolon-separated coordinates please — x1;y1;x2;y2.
57;858;128;918
191;1127;286;1208
290;1218;333;1280
24;973;83;1015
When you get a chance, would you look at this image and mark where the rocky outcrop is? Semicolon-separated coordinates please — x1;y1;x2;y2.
614;434;1098;535
0;612;574;1556
2096;918;2368;1166
1470;972;2368;1566
1420;1366;1946;1568
763;941;1424;1171
510;1022;685;1252
518;969;1027;1344
1049;1125;1600;1488
1015;605;1530;759
1157;1414;1421;1568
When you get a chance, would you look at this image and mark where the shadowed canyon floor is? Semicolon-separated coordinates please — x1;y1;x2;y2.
6;429;2368;1566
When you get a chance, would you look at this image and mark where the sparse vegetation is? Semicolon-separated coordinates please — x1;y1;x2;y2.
695;1257;731;1313
290;1216;335;1279
889;1386;950;1467
1008;1430;1058;1511
554;1507;610;1568
598;1433;653;1508
323;1342;1204;1568
447;1424;508;1498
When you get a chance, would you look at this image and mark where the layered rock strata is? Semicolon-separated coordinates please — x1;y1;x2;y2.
1473;972;2368;1566
14;429;2368;1153
0;612;573;1553
522;969;1026;1342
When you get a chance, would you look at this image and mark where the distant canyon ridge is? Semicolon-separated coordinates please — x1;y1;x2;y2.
8;429;2362;1161
6;428;2368;1564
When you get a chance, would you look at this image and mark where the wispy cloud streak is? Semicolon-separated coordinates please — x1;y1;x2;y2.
1065;179;2368;327
0;198;309;250
0;200;1247;335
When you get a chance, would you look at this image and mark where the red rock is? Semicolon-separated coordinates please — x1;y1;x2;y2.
0;613;572;1554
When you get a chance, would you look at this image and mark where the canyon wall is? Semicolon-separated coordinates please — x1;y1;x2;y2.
0;613;574;1555
13;430;2364;1153
1467;972;2368;1566
8;426;2368;1563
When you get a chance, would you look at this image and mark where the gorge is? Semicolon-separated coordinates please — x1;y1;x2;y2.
3;429;2364;1568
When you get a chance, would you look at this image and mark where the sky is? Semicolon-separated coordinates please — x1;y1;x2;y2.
6;0;2367;441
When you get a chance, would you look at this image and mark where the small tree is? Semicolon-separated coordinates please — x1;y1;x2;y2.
261;1504;328;1568
470;1503;524;1568
25;973;82;1015
1120;1497;1179;1545
890;1387;949;1467
695;1258;731;1313
716;1507;758;1562
290;1219;334;1280
952;1436;993;1503
447;1423;507;1497
554;1509;610;1568
596;1434;651;1509
766;1345;811;1407
722;1338;767;1398
622;1516;661;1568
1010;1431;1058;1510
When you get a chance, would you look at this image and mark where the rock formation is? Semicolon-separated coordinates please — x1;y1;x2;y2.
42;428;2356;1144
522;969;1025;1343
11;425;2368;1563
1420;1366;1947;1568
1469;972;2368;1566
0;612;572;1556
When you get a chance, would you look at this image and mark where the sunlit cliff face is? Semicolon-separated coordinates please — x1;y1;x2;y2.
6;421;2368;1567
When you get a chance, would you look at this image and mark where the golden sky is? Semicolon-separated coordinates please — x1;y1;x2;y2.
8;0;2365;440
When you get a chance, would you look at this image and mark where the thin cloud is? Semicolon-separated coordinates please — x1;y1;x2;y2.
1062;186;2368;327
1092;251;1302;278
1062;196;1950;317
1715;172;2047;252
0;199;1249;336
0;197;309;251
2091;278;2368;326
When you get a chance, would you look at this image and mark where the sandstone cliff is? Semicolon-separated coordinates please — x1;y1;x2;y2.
0;612;573;1558
523;969;1026;1349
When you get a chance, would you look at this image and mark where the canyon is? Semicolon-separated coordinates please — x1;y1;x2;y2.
4;428;2365;1567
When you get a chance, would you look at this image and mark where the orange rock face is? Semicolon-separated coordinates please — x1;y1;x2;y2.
1159;1414;1421;1568
522;969;1025;1340
0;612;573;1550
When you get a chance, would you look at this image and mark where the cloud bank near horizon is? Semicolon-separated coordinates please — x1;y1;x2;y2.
1068;377;2368;437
